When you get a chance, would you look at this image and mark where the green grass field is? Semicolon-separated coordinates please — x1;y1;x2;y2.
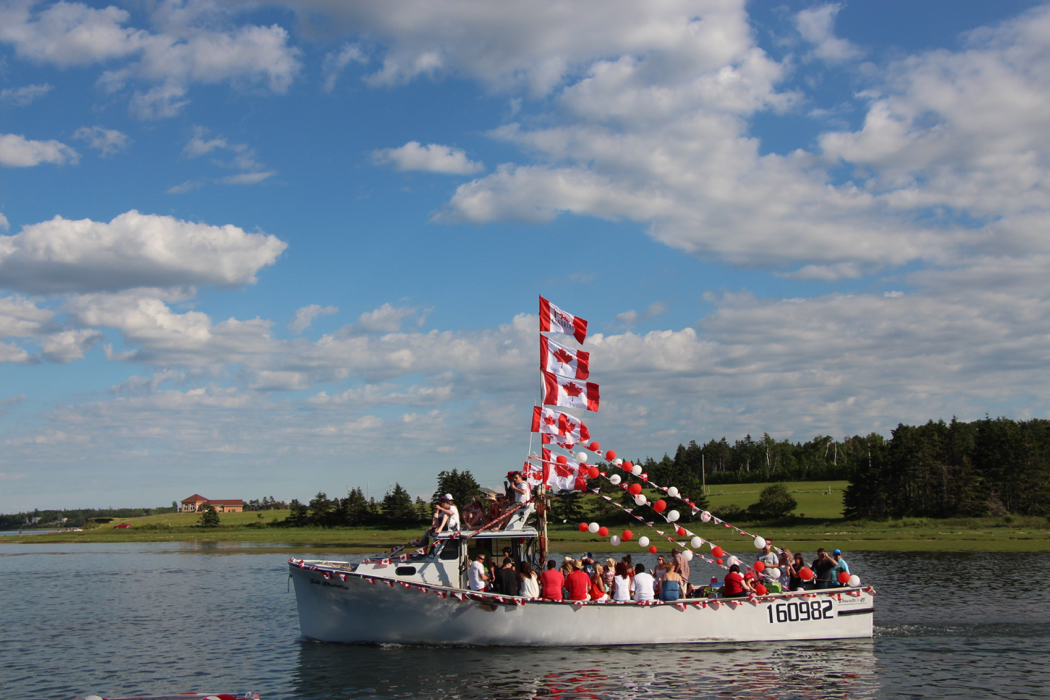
6;481;1049;552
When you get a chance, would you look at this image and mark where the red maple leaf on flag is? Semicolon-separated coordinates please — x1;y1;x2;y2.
552;348;574;365
543;415;557;427
563;382;584;398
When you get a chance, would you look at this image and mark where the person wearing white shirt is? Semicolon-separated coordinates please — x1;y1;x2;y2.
632;563;656;602
468;552;489;591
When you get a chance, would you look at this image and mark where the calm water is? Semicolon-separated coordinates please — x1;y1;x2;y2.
2;543;1049;700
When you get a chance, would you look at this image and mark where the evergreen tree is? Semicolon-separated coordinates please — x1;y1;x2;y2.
382;483;418;527
198;504;220;528
432;469;482;508
748;483;797;519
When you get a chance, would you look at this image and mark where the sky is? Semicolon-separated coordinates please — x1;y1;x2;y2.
1;0;1049;511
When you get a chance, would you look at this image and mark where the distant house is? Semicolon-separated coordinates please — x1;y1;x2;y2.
180;494;244;513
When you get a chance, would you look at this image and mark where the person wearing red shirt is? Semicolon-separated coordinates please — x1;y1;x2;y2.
565;561;591;601
723;564;753;598
540;559;565;601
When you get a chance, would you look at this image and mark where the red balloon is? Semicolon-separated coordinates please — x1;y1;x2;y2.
598;526;609;537
675;526;686;536
589;442;600;451
799;567;814;581
588;466;600;479
716;558;723;565
557;455;567;464
578;522;588;532
653;499;667;513
838;571;851;584
621;530;633;542
711;546;724;558
623;461;633;470
648;545;658;554
606;450;617;461
754;561;766;573
755;584;768;595
628;483;643;495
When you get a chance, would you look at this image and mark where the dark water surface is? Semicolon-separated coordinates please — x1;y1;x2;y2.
2;543;1048;700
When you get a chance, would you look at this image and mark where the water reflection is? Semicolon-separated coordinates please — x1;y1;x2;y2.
292;639;879;700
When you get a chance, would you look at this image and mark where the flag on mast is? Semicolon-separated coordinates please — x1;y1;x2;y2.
539;296;588;344
541;371;600;412
531;406;591;442
540;335;590;379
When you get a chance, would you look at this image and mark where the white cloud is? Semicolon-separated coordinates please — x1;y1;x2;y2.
0;82;52;107
373;141;483;175
615;301;669;325
40;328;102;363
322;42;367;91
0;213;8;231
179;126;275;187
0;210;287;294
0;132;78;167
0;1;302;119
72;126;129;156
795;4;864;64
288;304;339;334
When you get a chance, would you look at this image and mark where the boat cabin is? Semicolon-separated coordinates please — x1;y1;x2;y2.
352;504;541;589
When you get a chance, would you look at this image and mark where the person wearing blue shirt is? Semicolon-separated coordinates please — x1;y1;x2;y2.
831;548;850;586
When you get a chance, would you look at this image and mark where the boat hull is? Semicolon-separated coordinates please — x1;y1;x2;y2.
289;559;873;646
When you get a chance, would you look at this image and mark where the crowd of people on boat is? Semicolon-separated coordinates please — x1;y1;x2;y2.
429;472;532;534
464;545;853;601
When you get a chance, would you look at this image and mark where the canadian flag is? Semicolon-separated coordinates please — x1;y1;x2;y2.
541;448;588;491
540;335;589;379
531;406;591;442
542;433;577;450
522;460;544;487
539;296;588;344
542;371;600;412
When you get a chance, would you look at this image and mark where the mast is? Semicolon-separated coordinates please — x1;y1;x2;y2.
537;483;548;565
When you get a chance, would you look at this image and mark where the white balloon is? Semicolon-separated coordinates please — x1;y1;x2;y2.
667;510;680;522
849;575;861;587
634;494;647;506
638;536;650;547
630;465;642;476
768;567;781;580
700;511;712;523
588;522;599;533
682;549;693;561
609;474;622;485
610;536;621;546
667;486;679;498
726;555;740;568
690;536;703;549
577;452;589;463
754;536;766;549
613;458;623;466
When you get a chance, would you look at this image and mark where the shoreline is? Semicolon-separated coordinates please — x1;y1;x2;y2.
2;523;1049;553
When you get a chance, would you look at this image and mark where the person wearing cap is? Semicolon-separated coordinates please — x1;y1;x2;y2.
831;549;850;586
432;494;460;534
485;493;501;525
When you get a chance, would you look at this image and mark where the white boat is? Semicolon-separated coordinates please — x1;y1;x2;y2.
289;298;875;645
287;503;874;646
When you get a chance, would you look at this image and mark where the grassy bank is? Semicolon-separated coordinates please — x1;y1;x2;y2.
4;481;1049;552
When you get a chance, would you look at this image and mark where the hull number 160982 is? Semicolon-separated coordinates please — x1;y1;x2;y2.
766;600;834;624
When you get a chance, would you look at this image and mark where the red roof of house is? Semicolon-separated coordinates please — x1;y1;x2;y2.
181;494;208;503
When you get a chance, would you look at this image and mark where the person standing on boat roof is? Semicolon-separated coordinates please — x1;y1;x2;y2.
508;471;531;504
468;552;490;591
831;549;850;585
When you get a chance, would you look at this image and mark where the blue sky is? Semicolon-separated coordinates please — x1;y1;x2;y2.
1;0;1049;511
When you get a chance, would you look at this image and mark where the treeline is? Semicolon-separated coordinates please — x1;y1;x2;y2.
276;470;485;528
637;434;861;487
0;506;177;530
844;417;1050;519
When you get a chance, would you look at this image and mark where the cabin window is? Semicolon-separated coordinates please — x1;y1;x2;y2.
395;566;417;576
439;542;460;560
